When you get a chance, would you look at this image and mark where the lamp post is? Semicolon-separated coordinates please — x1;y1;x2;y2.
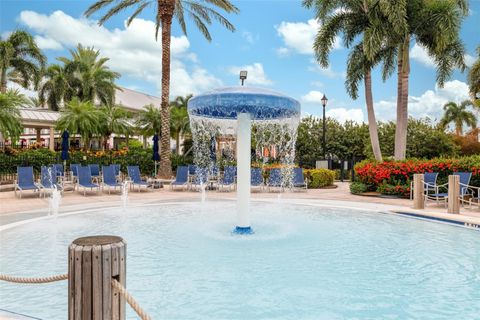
321;94;328;159
239;70;248;86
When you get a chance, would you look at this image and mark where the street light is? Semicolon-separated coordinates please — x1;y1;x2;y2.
321;94;328;159
239;70;248;86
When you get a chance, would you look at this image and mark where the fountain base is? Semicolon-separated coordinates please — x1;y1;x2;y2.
233;226;254;235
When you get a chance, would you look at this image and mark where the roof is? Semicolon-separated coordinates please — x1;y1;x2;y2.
114;87;161;111
20;108;59;128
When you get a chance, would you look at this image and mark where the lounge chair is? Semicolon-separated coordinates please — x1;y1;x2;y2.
76;166;100;196
39;166;63;198
102;165;122;194
293;167;307;191
218;166;236;191
14;166;40;198
53;163;65;179
251;168;264;191
191;167;209;191
267;168;283;192
127;166;150;192
89;164;101;182
111;164;121;180
171;166;189;190
188;164;197;186
427;172;472;207
410;172;438;200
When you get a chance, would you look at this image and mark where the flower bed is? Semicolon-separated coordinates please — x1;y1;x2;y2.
354;156;480;197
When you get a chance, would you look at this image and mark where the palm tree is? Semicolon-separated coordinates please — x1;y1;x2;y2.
440;100;476;136
467;46;480;108
27;96;43;108
303;0;403;162
56;98;103;151
39;64;75;111
58;44;120;105
170;95;191;155
392;0;468;159
136;104;162;140
0;89;25;143
0;30;46;93
85;0;239;178
99;104;131;150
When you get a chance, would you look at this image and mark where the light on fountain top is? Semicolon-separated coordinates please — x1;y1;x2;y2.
187;86;301;120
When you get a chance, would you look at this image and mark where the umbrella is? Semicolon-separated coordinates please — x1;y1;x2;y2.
153;134;160;176
61;131;69;161
209;136;217;162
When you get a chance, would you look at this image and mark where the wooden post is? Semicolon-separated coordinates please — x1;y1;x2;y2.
448;175;460;214
413;173;424;209
49;127;55;151
68;235;126;320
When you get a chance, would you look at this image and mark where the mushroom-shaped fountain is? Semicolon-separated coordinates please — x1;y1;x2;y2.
188;87;301;234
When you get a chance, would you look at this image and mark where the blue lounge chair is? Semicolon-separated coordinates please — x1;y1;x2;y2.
293;167;307;191
53;163;64;178
89;164;101;182
15;166;40;198
111;164;121;179
76;166;100;196
219;166;237;191
171;166;189;190
127;166;150;192
191;167;209;191
267;168;283;191
410;172;438;199
70;163;80;180
428;172;472;207
102;165;122;194
251;168;264;191
39;166;63;198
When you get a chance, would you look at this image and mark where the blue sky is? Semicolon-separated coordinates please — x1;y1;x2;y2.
1;0;479;123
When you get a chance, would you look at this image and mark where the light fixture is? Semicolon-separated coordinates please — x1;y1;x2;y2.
239;70;248;86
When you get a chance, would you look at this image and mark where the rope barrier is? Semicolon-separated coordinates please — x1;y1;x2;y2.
112;278;152;320
0;273;68;284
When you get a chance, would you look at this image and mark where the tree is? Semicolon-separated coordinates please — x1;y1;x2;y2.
39;64;76;111
0;89;25;142
27;96;43;108
392;0;468;159
0;30;46;93
170;95;191;155
85;0;239;177
136;104;162;138
467;46;480;107
99;104;131;150
56;98;103;151
303;0;403;162
440;100;476;136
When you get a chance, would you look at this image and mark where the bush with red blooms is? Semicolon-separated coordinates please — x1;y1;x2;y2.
354;156;480;197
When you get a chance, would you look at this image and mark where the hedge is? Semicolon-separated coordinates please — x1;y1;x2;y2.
354;156;480;197
304;169;335;188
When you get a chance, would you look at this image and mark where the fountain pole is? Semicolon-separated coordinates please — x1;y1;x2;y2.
235;112;252;234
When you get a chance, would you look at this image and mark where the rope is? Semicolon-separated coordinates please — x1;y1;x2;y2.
0;273;68;284
112;279;151;320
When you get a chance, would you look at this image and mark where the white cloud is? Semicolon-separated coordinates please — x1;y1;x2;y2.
275;19;341;56
18;10;222;98
465;54;476;67
7;82;37;98
308;59;346;78
327;108;364;123
242;31;257;45
34;35;63;50
301;90;325;104
375;80;471;121
410;42;476;69
228;63;273;85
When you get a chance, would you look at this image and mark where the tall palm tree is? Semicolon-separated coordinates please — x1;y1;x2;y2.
303;0;403;162
99;103;131;150
136;104;162;139
56;98;103;151
392;0;468;159
467;46;480;108
39;64;75;111
0;89;25;143
58;44;120;105
85;0;239;177
170;94;191;155
0;30;46;93
440;100;476;136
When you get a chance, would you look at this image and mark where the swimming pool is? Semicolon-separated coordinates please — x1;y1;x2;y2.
1;201;479;319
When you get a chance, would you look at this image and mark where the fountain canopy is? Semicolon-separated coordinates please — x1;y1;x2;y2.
187;86;301;120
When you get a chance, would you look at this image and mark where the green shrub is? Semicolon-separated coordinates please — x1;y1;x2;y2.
304;168;335;188
350;181;367;194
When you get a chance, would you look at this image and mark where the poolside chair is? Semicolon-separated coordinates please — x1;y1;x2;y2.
39;166;63;198
14;166;40;198
191;167;209;191
111;164;121;181
218;166;237;192
70;163;80;182
409;172;438;200
76;166;100;196
267;168;283;192
171;166;189;190
427;172;472;207
53;163;65;179
188;164;197;186
89;164;101;182
251;168;264;191
101;165;122;194
127;166;150;192
292;167;308;191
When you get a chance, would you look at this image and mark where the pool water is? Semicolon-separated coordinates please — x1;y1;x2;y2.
0;201;479;319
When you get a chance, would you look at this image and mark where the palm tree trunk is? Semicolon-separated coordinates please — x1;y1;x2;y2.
364;70;382;162
394;37;410;160
143;135;148;149
158;3;175;178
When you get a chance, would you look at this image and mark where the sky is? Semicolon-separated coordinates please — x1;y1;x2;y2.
1;0;479;123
